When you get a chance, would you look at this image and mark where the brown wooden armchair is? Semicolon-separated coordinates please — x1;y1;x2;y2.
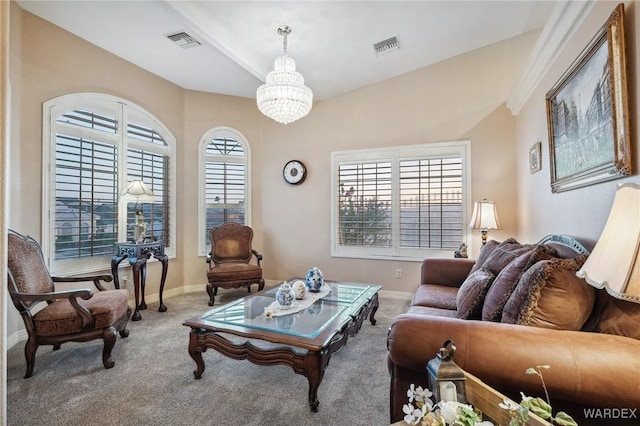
7;229;131;378
206;223;264;306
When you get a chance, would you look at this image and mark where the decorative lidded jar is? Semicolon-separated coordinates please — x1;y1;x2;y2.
305;267;324;292
275;282;295;309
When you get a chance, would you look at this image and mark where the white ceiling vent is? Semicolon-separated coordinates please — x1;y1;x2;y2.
373;35;399;56
166;31;201;49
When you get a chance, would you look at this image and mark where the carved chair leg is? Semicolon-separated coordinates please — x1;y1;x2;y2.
102;327;117;369
119;306;131;338
258;279;265;291
206;282;215;306
23;335;38;378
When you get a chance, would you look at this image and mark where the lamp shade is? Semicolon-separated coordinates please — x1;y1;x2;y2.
468;199;502;230
576;183;640;303
121;180;155;204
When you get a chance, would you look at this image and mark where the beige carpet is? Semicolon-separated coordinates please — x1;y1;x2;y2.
7;288;410;426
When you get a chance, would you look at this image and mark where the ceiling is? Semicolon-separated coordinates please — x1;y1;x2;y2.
16;1;559;102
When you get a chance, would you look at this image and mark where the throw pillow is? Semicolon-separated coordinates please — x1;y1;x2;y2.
592;295;640;340
469;239;502;274
456;268;495;320
501;255;594;330
481;239;535;276
482;245;556;321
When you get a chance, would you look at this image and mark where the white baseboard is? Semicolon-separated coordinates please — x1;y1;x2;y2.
379;290;413;301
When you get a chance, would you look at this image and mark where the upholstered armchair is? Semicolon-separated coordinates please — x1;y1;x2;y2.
7;229;131;378
206;223;265;306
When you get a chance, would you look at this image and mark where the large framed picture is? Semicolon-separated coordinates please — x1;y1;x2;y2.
545;3;631;193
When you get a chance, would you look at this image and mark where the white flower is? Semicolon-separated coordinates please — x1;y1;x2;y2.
438;401;473;425
498;398;520;411
403;403;423;425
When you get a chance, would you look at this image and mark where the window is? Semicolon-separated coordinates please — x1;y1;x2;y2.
331;141;470;260
43;94;176;275
198;127;251;256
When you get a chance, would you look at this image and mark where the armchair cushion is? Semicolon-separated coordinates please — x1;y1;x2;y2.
33;290;129;336
207;263;262;282
501;255;594;330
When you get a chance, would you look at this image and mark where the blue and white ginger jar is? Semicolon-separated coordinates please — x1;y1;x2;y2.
305;267;324;292
275;282;295;309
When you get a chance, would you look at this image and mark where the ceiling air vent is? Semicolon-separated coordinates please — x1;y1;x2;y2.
166;31;201;49
373;35;399;56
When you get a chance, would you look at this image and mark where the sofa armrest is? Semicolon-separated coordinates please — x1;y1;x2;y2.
387;314;640;409
421;258;475;288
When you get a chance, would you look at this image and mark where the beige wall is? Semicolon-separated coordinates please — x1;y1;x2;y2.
8;2;539;337
515;0;640;247
7;3;187;334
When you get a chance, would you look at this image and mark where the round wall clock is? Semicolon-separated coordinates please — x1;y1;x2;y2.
283;160;307;185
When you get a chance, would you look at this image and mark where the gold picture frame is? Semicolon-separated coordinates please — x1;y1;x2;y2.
529;141;542;173
545;3;631;193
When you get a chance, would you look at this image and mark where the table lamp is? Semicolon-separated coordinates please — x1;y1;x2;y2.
577;183;640;303
469;199;502;246
121;180;155;243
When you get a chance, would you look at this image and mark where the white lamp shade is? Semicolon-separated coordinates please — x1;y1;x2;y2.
468;200;502;230
577;183;640;303
121;180;155;204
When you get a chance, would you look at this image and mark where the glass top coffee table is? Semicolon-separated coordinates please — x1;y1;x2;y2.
183;280;381;412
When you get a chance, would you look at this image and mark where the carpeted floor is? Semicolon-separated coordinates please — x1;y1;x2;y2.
6;288;410;426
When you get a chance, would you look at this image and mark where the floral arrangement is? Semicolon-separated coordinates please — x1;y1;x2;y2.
403;384;493;426
403;366;578;426
499;365;578;426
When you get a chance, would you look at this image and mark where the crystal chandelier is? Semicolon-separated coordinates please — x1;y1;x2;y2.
256;26;313;125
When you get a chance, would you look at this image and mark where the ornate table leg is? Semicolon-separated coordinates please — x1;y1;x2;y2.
156;253;168;312
188;328;206;379
139;261;147;311
369;293;379;325
305;351;325;412
130;260;144;321
111;254;127;289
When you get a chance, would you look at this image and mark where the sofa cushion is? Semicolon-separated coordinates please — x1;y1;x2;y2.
482;245;556;321
412;284;458;310
407;305;458;318
501;255;594;330
456;268;495;320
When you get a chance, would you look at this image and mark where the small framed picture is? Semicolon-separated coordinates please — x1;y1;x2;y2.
529;141;542;173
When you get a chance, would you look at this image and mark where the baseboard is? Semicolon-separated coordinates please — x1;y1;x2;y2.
379;290;413;301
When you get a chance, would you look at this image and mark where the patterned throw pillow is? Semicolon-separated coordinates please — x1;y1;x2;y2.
456;268;495;320
482;245;556;321
501;255;594;330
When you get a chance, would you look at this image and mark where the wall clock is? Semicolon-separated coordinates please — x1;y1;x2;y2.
283;160;307;185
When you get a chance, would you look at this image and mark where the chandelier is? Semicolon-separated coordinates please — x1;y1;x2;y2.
256;25;313;125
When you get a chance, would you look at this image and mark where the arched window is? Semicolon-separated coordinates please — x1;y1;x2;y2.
198;127;251;256
43;93;176;275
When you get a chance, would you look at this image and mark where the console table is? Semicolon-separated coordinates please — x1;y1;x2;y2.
111;241;168;321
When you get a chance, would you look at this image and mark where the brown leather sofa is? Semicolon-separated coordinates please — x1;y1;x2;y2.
387;236;640;425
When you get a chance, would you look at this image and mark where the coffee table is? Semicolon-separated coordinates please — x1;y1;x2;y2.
183;280;381;412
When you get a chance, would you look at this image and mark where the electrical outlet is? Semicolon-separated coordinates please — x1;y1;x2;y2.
395;268;402;279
